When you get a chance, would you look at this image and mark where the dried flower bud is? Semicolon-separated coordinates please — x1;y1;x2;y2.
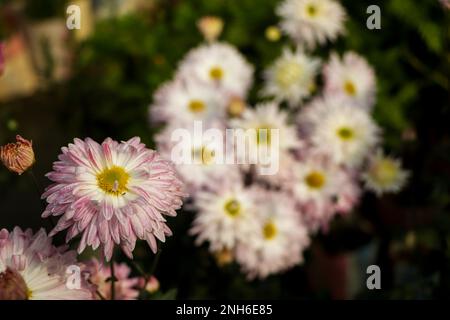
0;135;35;175
197;16;224;42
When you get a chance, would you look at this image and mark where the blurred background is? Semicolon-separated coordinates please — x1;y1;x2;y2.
0;0;449;299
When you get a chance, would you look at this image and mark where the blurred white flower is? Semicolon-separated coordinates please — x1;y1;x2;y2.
323;52;376;110
190;176;257;252
155;122;235;193
178;43;254;99
235;191;310;279
363;150;409;196
149;78;227;126
277;0;346;49
262;47;320;106
302;96;380;167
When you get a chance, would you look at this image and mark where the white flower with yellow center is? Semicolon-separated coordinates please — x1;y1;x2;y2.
323;52;376;110
190;178;257;252
277;0;346;49
262;47;321;106
305;96;379;167
291;152;338;203
178;42;254;98
150;78;227;126
363;150;409;196
0;227;93;300
155;123;235;192
235;191;310;279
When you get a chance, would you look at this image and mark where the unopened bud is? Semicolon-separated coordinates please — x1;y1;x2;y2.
0;135;35;175
197;16;224;42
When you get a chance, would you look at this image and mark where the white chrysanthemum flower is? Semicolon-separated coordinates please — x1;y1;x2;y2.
231;102;301;171
291;152;338;203
235;191;310;279
155;122;237;193
190;177;257;252
178;42;254;98
323;52;376;110
0;227;93;300
261;47;321;106
277;0;346;49
149;78;227;126
304;96;379;167
363;150;409;196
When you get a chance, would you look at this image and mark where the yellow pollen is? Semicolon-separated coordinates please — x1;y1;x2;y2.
192;146;215;165
209;66;224;80
224;199;241;217
96;166;130;196
188;100;206;113
344;80;357;96
337;127;355;140
263;221;277;240
306;4;318;17
256;125;272;145
305;171;326;189
275;61;302;88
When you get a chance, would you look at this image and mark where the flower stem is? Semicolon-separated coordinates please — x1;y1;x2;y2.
110;258;116;300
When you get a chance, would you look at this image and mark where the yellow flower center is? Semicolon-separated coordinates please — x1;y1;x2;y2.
224;199;241;217
344;80;357;96
305;171;326;189
209;66;224;80
188;100;206;113
275;60;302;89
96;166;130;196
337;127;355;141
256;125;272;145
263;221;277;240
306;4;318;17
371;159;398;187
192;146;215;165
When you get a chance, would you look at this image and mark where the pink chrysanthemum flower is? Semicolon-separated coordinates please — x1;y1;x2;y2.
84;258;140;300
42;137;186;261
0;227;93;300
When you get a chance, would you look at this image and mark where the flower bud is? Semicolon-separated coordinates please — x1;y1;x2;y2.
197;16;224;42
0;135;35;175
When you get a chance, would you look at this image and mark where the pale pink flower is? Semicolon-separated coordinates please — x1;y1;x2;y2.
323;52;376;110
0;227;93;300
178;43;254;99
190;174;257;252
149;77;228;127
235;190;310;279
84;258;139;300
42;137;186;261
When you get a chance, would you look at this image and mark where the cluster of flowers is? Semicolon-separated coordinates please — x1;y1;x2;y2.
149;0;409;279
